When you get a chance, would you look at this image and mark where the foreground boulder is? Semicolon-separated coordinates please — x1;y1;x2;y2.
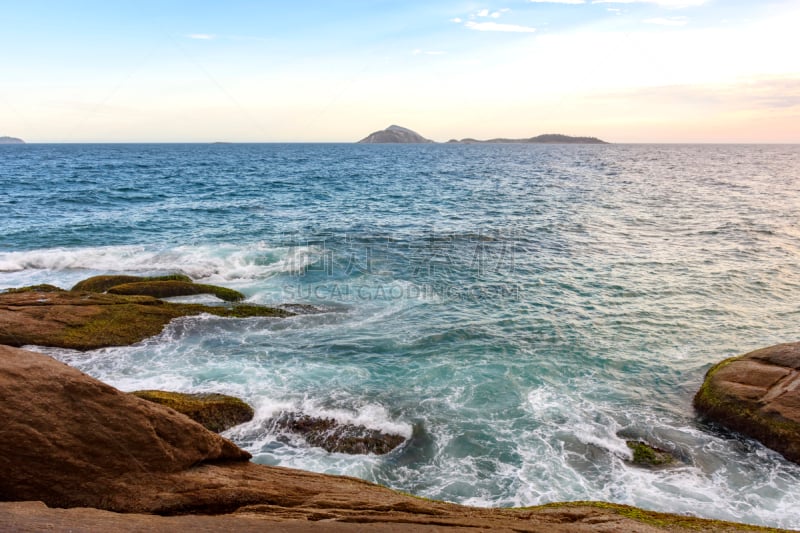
269;412;406;455
694;342;800;464
0;345;249;510
132;390;254;433
0;288;291;350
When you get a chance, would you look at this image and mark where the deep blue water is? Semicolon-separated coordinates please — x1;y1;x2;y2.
2;143;800;528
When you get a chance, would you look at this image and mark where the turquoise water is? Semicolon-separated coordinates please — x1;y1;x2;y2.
2;143;800;528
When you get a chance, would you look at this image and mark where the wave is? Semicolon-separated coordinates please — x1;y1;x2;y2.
0;243;321;283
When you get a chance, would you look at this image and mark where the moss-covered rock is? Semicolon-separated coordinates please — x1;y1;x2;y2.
626;441;673;467
694;342;800;464
269;412;406;455
131;390;254;432
2;284;65;294
71;274;192;293
0;290;292;350
107;281;244;302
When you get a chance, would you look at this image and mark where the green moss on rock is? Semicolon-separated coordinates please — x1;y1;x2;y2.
530;502;781;531
71;274;192;293
131;390;255;432
2;284;65;294
107;281;245;302
626;441;673;467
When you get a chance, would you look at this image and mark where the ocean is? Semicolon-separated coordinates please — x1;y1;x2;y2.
2;143;799;529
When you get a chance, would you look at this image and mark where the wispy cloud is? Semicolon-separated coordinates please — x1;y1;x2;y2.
465;21;537;32
455;7;535;32
412;49;447;55
474;8;512;18
644;16;688;26
530;0;586;4
187;34;216;40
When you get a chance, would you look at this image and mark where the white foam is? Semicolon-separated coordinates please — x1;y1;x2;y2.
0;243;314;283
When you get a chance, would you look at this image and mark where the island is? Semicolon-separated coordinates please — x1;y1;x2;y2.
358;125;434;144
0;136;25;144
357;127;607;144
447;133;608;144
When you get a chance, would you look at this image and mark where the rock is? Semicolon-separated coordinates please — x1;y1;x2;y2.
694;342;800;464
358;125;434;144
71;274;193;292
626;441;674;467
0;346;778;530
2;284;64;294
0;288;291;350
107;280;245;302
132;390;255;433
0;136;24;144
0;345;249;510
269;412;406;455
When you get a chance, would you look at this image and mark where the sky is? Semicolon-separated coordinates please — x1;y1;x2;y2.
1;0;799;143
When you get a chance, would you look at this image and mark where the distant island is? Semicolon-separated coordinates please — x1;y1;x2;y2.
0;136;25;144
447;133;607;144
357;126;607;144
358;125;434;144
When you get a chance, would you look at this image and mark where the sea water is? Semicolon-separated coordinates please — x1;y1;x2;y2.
2;143;800;529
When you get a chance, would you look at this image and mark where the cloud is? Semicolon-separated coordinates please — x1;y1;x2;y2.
465;21;537;33
472;8;512;18
644;16;688;26
530;0;586;4
451;17;463;23
187;34;215;40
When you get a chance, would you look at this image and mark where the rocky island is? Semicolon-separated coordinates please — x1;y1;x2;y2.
447;133;607;144
358;125;434;144
0;136;25;144
357;126;607;144
0;281;792;531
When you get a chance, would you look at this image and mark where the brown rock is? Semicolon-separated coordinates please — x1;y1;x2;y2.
0;345;249;510
0;288;290;350
694;341;800;463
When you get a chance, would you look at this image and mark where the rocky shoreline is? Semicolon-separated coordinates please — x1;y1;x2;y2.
0;280;795;531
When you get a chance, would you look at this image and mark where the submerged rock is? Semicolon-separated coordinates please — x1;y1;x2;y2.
132;390;254;433
108;281;245;302
694;342;800;464
626;441;674;467
269;412;406;455
71;274;192;293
